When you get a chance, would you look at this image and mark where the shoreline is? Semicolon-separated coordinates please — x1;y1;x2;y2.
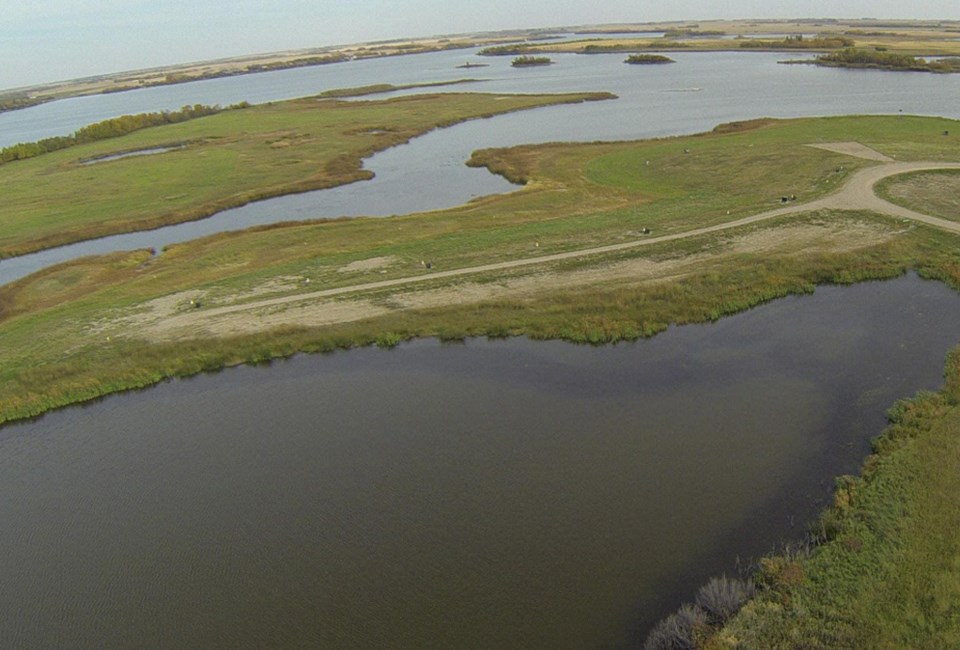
6;17;960;114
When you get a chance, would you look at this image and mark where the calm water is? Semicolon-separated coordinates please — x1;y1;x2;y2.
2;49;960;285
2;274;959;648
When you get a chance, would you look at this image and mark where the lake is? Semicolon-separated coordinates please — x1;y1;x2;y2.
1;274;958;648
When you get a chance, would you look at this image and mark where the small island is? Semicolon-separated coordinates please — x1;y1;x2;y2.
511;55;553;67
624;54;674;65
801;48;960;73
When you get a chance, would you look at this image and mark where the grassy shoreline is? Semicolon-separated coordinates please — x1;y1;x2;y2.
3;114;960;427
704;348;960;648
8;18;960;114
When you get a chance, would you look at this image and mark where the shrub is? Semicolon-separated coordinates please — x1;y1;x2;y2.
644;603;707;650
695;576;756;625
511;55;553;67
625;54;675;65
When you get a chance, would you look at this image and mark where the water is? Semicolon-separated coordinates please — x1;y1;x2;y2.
1;273;958;648
3;50;960;286
80;145;185;165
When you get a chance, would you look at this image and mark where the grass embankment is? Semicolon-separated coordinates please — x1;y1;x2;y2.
878;169;960;222
0;94;49;113
0;89;611;258
0;103;231;164
710;356;960;649
1;115;959;426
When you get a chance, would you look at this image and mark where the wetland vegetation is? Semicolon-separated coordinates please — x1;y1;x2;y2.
4;76;960;647
2;108;959;424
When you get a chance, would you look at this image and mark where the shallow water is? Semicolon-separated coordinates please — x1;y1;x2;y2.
80;145;184;165
1;273;958;647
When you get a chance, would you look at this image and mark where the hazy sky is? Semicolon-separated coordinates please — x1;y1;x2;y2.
4;0;960;90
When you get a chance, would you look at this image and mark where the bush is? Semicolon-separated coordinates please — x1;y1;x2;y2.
644;604;707;650
695;576;756;625
511;55;553;67
0;103;230;165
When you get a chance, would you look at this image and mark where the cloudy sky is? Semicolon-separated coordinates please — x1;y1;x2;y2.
4;0;960;90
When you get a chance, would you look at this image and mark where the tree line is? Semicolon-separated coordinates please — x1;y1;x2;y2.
0;102;250;165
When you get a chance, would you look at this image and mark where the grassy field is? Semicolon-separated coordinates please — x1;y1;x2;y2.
0;89;611;258
1;113;959;419
4;106;960;647
878;169;960;222
711;367;960;649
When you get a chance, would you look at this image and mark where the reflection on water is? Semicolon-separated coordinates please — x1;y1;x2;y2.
1;274;958;647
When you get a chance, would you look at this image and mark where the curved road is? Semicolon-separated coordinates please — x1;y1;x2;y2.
190;155;960;320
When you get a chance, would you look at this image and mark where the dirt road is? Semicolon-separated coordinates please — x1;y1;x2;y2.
134;144;960;339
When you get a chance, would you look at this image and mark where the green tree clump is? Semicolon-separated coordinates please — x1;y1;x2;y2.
511;55;553;67
0;103;249;164
625;54;675;64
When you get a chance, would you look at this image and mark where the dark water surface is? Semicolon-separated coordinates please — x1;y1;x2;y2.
2;273;959;648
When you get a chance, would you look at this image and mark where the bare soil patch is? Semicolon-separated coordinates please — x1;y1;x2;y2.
124;220;897;342
806;142;894;162
337;256;398;273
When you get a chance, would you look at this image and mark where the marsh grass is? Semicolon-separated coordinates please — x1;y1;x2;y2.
709;358;960;649
0;218;943;427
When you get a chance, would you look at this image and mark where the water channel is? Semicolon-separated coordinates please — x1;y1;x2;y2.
3;46;960;647
2;49;960;285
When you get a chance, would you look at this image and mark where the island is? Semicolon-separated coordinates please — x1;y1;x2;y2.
6;18;960;114
801;48;960;73
624;53;675;64
511;55;553;67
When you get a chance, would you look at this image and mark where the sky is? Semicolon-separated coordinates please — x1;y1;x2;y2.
4;0;960;91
